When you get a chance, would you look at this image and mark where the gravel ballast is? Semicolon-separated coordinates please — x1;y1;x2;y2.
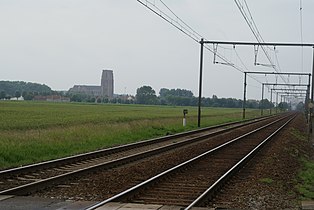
207;114;314;209
35;114;314;209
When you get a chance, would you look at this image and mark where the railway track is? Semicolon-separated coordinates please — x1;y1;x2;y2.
86;113;296;210
0;115;277;196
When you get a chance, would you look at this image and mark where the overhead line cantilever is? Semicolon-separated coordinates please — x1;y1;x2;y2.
197;41;313;128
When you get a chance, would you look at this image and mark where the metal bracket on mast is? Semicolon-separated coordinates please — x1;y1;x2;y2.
213;43;218;64
254;45;259;66
254;45;275;67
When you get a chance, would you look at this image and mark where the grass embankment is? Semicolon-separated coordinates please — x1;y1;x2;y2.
298;159;314;199
289;128;314;200
0;101;260;170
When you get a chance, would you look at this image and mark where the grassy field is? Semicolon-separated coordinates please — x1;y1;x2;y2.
0;101;261;170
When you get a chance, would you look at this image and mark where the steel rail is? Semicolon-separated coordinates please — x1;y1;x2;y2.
0;115;280;195
85;113;293;210
185;114;296;209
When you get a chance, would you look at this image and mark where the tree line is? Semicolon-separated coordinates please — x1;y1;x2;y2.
135;85;275;109
50;84;276;109
0;81;280;110
0;81;52;100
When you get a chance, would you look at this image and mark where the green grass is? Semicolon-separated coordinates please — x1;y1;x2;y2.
259;177;274;184
298;158;314;200
0;101;261;169
289;127;314;200
290;128;308;142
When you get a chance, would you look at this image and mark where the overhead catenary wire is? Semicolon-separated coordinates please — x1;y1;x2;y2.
138;0;268;84
137;0;309;115
241;1;308;102
233;0;272;56
233;0;292;87
136;0;304;92
234;1;283;71
234;48;249;71
243;0;265;43
159;0;203;40
233;47;263;84
242;1;275;53
136;1;241;71
136;0;200;43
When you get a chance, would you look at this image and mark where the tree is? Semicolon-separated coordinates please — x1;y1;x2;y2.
246;99;259;109
159;88;170;98
136;86;157;104
15;91;21;99
70;94;82;102
0;91;5;99
278;102;289;111
296;102;305;111
23;92;34;100
0;81;52;96
22;91;27;98
159;88;193;98
159;88;194;106
260;99;273;109
103;98;109;103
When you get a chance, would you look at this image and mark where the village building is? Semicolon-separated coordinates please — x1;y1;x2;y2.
69;70;114;98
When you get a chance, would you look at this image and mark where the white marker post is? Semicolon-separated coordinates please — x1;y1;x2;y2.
183;109;188;127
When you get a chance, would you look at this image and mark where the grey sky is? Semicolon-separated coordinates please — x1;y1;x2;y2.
1;0;314;100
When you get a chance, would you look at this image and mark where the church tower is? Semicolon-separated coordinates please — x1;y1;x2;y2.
101;70;114;98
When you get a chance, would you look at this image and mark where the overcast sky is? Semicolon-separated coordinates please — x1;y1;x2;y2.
1;0;314;100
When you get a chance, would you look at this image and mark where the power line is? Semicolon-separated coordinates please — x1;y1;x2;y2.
138;0;298;93
136;0;245;72
233;47;264;84
243;0;265;43
159;0;203;40
136;0;200;43
234;0;288;84
137;0;289;88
